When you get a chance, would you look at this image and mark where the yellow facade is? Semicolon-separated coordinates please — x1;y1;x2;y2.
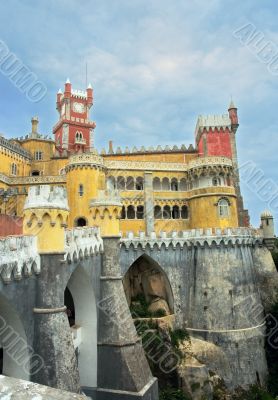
0;118;240;237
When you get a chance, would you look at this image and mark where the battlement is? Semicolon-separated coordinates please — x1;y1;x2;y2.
121;227;263;249
65;226;103;263
101;143;196;155
0;135;32;160
24;185;69;211
195;114;231;135
0;234;40;283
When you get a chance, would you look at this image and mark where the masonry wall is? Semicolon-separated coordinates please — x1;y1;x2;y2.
120;241;277;389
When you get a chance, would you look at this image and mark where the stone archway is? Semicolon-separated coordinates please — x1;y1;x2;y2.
123;254;174;317
0;293;30;380
66;265;97;392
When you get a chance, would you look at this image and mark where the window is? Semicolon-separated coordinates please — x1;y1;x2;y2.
212;177;221;186
171;179;179;191
127;205;135;219
136;177;144;190
136;206;144;219
78;184;84;197
154;205;162;219
172;205;180;219
121;206;126;219
34;151;43;160
181;205;189;219
10;163;17;176
31;170;40;176
218;199;229;217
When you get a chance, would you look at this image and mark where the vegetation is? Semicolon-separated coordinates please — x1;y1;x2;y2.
130;294;167;318
159;387;190;400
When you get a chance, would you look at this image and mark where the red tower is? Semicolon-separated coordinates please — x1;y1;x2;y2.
53;79;96;154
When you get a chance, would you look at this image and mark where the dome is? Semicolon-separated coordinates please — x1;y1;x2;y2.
261;209;273;218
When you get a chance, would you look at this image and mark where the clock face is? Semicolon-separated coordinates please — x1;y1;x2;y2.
72;102;85;113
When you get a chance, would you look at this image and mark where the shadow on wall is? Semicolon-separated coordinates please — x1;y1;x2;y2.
123;254;174;316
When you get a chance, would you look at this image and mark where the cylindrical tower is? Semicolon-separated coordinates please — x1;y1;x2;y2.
23;185;69;253
65;150;106;228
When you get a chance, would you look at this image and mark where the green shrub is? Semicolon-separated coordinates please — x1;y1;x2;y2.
170;328;190;349
151;308;167;318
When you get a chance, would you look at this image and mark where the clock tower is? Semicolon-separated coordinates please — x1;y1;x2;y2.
53;79;96;154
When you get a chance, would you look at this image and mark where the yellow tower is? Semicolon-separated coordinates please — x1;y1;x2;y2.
65;150;106;228
23;185;69;252
90;189;122;236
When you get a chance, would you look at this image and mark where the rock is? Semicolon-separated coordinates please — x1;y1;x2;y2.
148;297;170;316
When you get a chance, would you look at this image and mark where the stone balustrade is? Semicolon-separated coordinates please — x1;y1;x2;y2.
64;226;103;263
0;235;40;283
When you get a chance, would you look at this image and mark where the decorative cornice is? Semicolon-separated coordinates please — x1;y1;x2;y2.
64;226;103;263
120;228;263;250
0;235;40;283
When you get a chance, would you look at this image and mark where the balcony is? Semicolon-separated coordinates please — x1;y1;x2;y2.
75;137;87;145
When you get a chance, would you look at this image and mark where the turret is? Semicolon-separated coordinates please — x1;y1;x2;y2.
90;189;122;236
228;100;239;133
23;185;69;252
260;210;275;250
86;83;93;107
64;78;71;99
65;150;106;227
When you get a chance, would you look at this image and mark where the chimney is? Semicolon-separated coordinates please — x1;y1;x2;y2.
108;140;114;154
31;116;39;137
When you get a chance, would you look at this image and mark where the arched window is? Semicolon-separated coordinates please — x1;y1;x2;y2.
78;184;84;197
170;178;178;191
212;177;221;186
75;217;87;227
153;177;161;190
117;176;125;190
136;206;144;219
180;178;187;191
126;176;135;190
181;205;189;219
163;205;171;219
172;205;180;219
127;205;135;219
121;206;126;219
154;205;162;219
218;199;229;217
10;163;17;176
135;177;144;190
162;177;170;191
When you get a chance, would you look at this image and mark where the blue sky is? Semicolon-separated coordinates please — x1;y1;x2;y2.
0;0;277;231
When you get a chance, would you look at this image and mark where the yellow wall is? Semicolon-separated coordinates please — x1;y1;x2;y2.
66;166;106;227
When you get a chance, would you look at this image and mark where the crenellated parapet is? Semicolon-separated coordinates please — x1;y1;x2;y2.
121;227;263;250
64;226;103;263
65;150;105;172
0;234;40;283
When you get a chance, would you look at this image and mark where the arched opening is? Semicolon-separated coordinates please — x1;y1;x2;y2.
135;177;144;190
163;205;171;219
154;205;162;219
0;294;30;380
136;205;144;219
121;206;126;219
66;265;97;389
153;177;161;191
117;176;125;190
64;287;75;327
162;177;170;191
180;178;187;191
126;176;135;190
75;217;87;227
181;205;189;219
170;178;178;191
218;199;229;217
31;170;40;176
127;205;135;219
123;254;174;317
172;205;180;219
107;176;116;190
